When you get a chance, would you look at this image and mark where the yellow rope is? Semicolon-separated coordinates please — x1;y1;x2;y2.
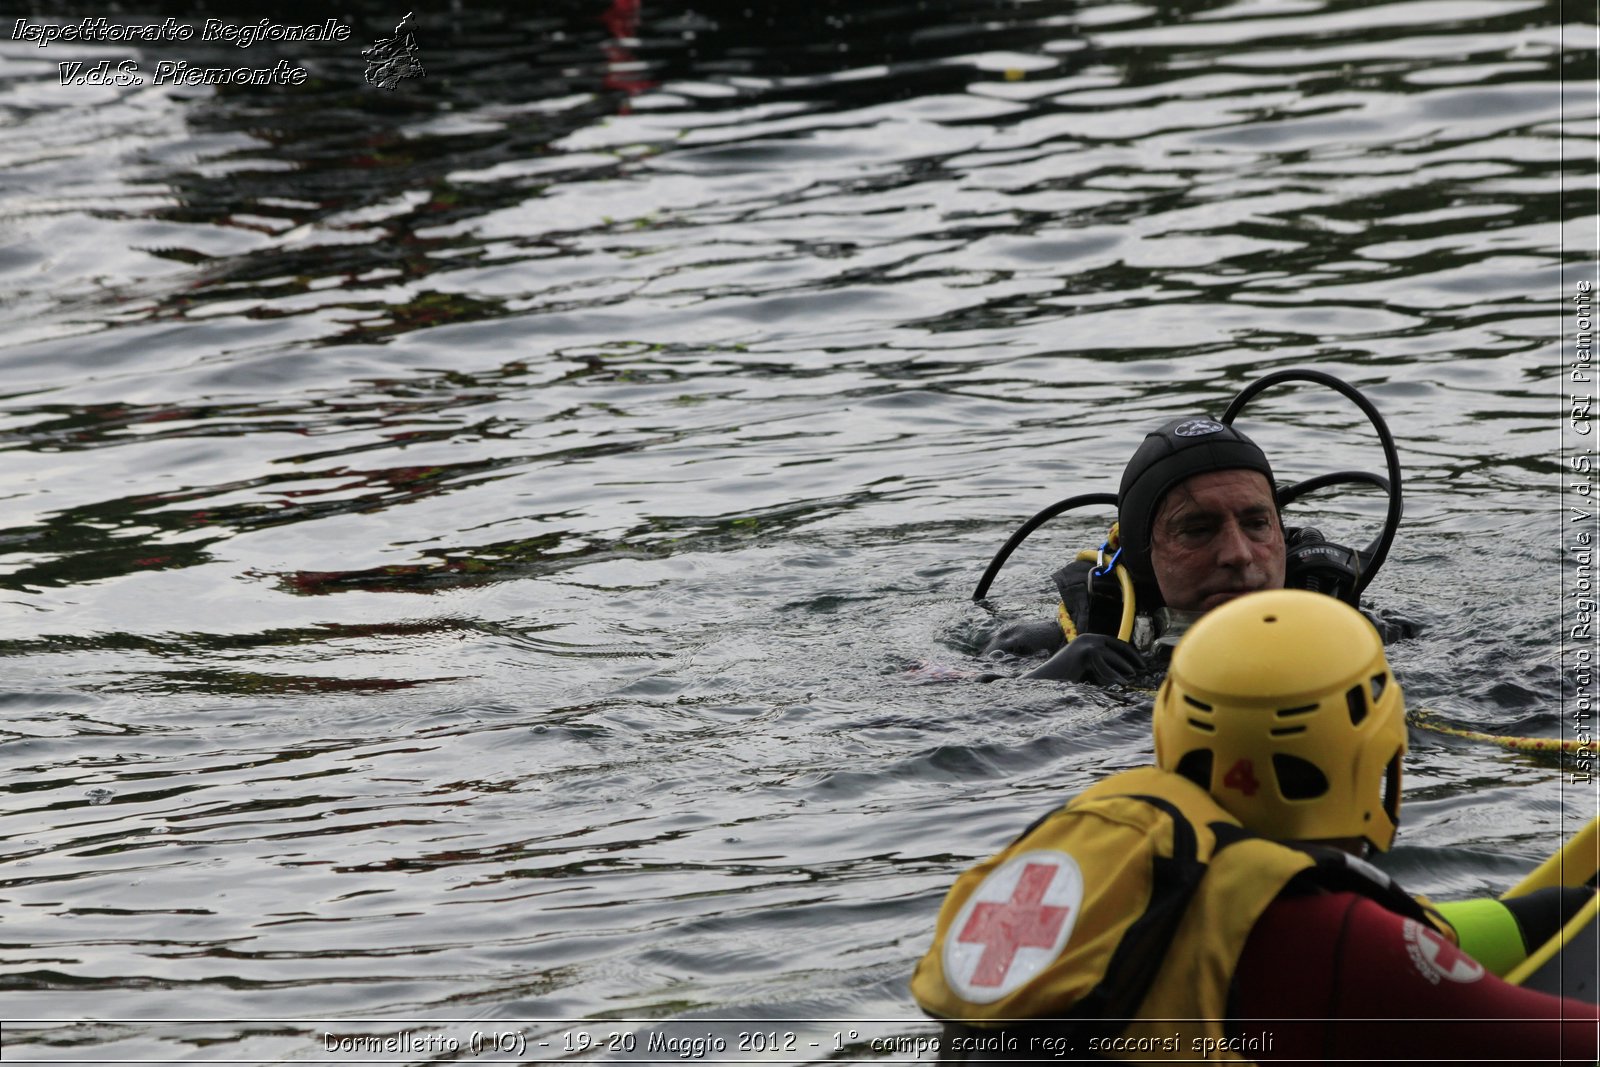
1056;548;1102;643
1409;709;1595;755
1057;601;1078;643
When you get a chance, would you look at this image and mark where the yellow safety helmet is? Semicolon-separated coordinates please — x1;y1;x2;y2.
1153;589;1407;852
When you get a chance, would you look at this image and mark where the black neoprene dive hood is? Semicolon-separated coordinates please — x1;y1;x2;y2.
1116;417;1275;583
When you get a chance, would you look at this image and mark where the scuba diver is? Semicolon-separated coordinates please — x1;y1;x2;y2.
985;415;1286;683
913;590;1598;1063
971;370;1411;685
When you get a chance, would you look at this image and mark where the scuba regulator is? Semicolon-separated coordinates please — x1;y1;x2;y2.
1283;527;1362;603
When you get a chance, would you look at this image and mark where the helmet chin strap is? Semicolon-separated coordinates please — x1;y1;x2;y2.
1304;836;1371;859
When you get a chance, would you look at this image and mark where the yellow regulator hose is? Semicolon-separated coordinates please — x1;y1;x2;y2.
1070;546;1137;644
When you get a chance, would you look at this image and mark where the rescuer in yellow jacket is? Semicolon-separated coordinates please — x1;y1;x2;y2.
913;589;1597;1063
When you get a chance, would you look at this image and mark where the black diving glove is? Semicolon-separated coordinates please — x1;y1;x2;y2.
1024;633;1146;684
1362;606;1421;644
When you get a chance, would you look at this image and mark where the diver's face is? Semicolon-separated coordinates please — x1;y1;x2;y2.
1150;470;1285;613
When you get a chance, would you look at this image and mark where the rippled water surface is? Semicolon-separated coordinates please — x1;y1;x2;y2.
1;0;1596;1061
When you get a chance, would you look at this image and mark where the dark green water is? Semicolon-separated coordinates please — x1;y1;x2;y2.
0;0;1594;1061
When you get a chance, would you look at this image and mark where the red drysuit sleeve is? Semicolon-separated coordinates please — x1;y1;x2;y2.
1232;890;1598;1063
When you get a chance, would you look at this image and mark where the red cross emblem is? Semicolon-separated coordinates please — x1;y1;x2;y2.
943;851;1082;1002
1404;919;1485;984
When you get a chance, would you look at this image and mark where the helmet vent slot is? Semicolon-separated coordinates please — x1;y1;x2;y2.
1370;673;1387;704
1183;694;1212;712
1346;684;1368;726
1383;751;1402;823
1175;749;1212;789
1187;717;1215;733
1272;754;1329;800
1276;703;1317;717
1269;725;1306;737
